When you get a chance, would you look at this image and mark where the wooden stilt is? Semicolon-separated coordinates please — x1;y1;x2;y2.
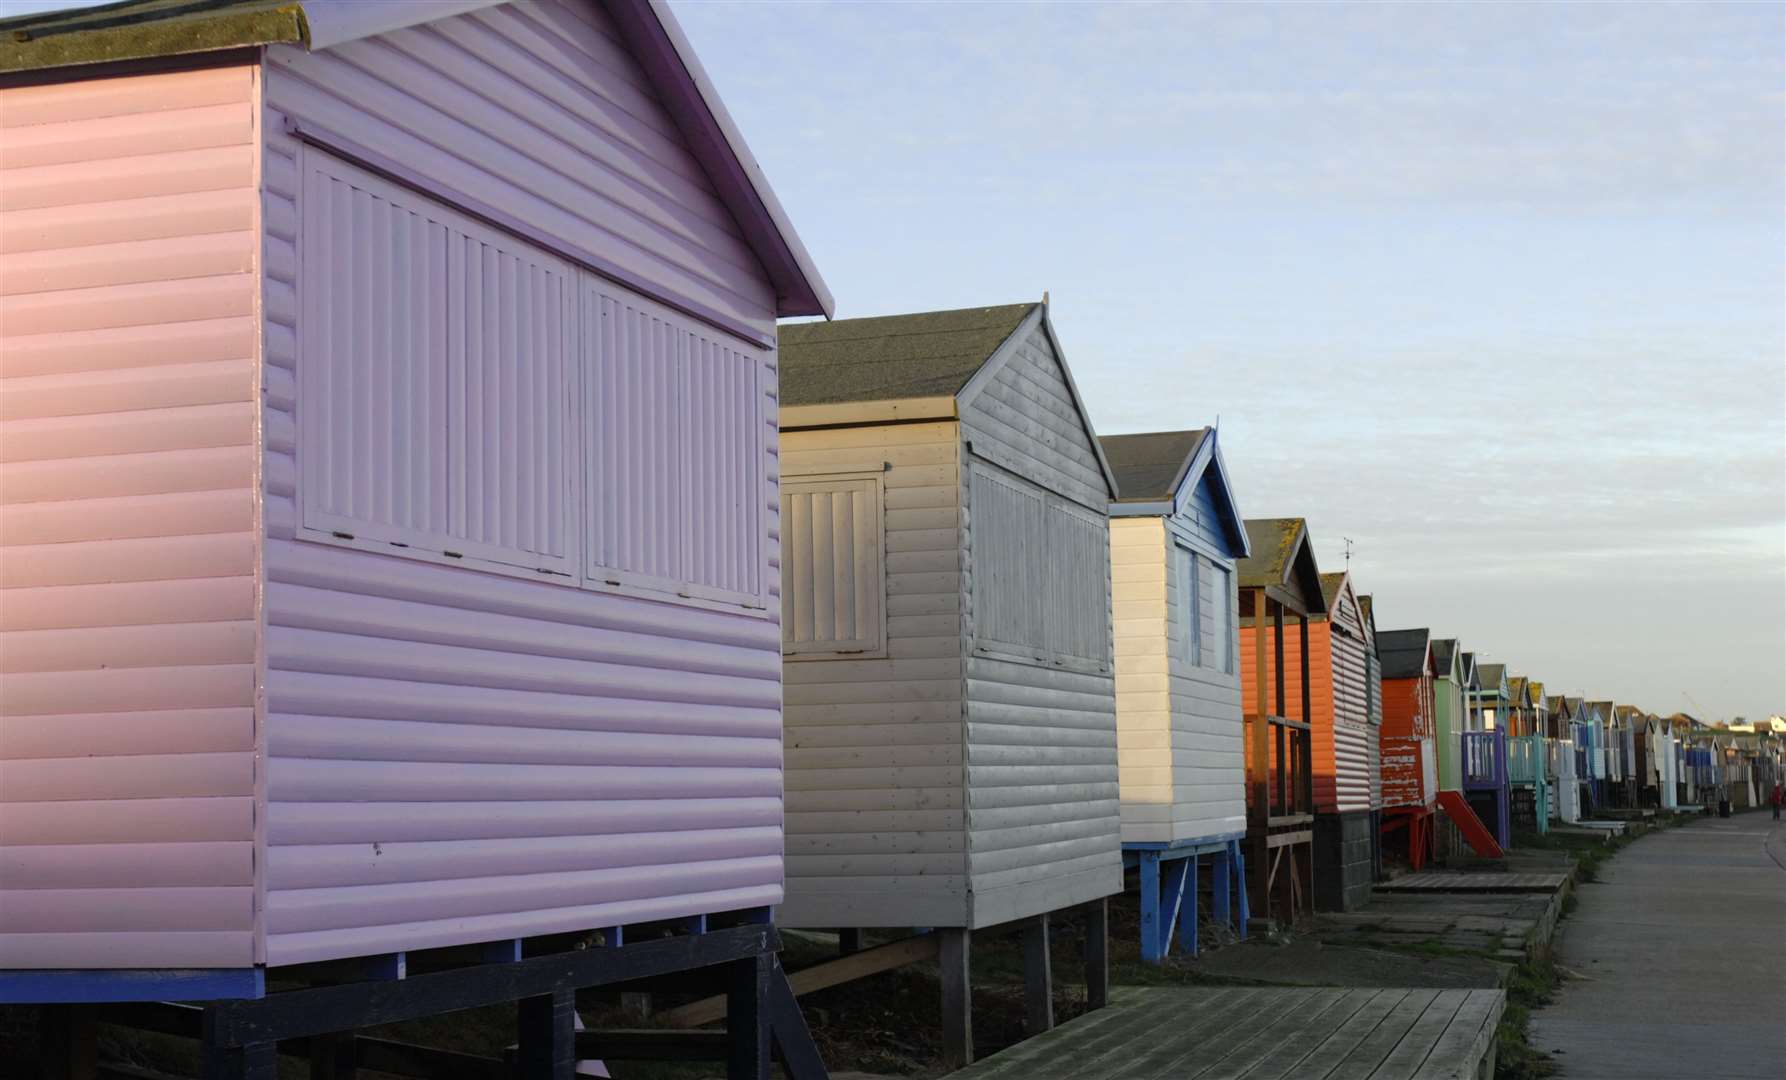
306;1031;356;1080
516;989;576;1080
40;1005;97;1080
939;928;973;1067
838;928;863;956
1021;914;1054;1034
1176;855;1200;956
1083;898;1109;1010
726;953;771;1080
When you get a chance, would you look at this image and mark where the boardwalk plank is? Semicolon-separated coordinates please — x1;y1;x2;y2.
1408;991;1504;1080
1276;988;1414;1080
1232;988;1387;1079
1134;987;1325;1079
1192;989;1358;1080
1321;989;1443;1080
1108;988;1277;1080
958;988;1213;1079
1370;989;1470;1080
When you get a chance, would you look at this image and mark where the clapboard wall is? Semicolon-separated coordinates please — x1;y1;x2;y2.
254;2;787;966
1111;478;1246;847
0;63;262;969
958;318;1120;927
777;421;968;929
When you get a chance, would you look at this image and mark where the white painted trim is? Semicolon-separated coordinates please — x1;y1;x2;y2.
302;0;504;50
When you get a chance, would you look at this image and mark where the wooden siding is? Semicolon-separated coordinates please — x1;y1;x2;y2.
0;64;261;969
961;325;1120;926
777;421;969;929
1433;676;1466;792
1381;676;1437;809
261;0;776;342
259;14;787;964
1366;651;1384;810
1112;483;1246;846
1239;619;1369;815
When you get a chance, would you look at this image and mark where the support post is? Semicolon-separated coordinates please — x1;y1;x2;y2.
307;1031;356;1080
838;928;863;956
1083;898;1109;1010
1021;914;1054;1034
1138;850;1162;964
516;989;576;1080
40;1005;97;1080
201;1004;276;1080
1176;855;1200;956
1249;589;1271;919
939;928;973;1068
726;953;772;1080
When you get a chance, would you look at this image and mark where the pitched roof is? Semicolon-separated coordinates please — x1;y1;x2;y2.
0;0;832;318
1431;638;1459;675
1318;572;1349;611
1101;429;1208;502
779;303;1036;406
1477;663;1506;689
1377;628;1431;679
1237;518;1326;615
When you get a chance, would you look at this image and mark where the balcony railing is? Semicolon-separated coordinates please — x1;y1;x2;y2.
1248;713;1313;826
1461;730;1507;788
1507;734;1548;786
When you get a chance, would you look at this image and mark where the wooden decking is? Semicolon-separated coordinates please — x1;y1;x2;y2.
949;985;1504;1080
1375;871;1568;894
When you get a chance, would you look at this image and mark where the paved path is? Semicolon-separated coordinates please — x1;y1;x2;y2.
1529;813;1786;1078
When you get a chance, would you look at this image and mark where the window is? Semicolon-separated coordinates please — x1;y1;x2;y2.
1177;545;1200;665
780;476;885;657
297;150;768;612
1209;562;1233;674
969;461;1109;671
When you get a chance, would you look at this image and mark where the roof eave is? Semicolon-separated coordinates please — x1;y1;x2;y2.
611;0;833;318
780;396;958;430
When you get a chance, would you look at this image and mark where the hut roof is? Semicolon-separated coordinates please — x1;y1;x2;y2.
1431;638;1460;675
1102;429;1208;502
1237;518;1326;615
1477;662;1507;689
1377;628;1431;680
779;303;1036;406
0;0;834;319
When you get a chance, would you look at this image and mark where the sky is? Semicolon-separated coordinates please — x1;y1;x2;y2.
663;0;1785;720
7;0;1781;719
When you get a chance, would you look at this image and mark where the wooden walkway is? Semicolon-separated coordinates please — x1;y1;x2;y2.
949;985;1504;1080
1375;871;1568;894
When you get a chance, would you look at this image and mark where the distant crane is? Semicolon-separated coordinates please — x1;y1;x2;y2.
1682;690;1709;722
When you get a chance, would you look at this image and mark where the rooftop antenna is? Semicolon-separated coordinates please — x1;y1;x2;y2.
1343;536;1354;568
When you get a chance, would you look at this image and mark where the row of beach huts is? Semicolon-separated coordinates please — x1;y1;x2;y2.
1;2;1780;1077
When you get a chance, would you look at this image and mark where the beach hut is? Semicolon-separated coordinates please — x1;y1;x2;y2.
1239;569;1373;911
1653;713;1680;810
1590;702;1626;807
1236;518;1325;923
1503;675;1551;832
0;0;835;1071
1431;640;1468;794
1376;629;1438;868
775;301;1121;1065
1466;663;1513;847
1358;594;1386;878
1101;428;1253;959
1547;696;1583;823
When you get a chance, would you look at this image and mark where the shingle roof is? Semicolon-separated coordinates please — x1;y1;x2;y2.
1319;572;1348;611
1431;638;1459;674
1477;663;1506;688
1377;628;1431;679
779;303;1035;407
0;0;306;72
1101;429;1208;502
1238;518;1304;588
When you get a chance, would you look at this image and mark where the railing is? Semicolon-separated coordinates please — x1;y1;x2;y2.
1248;714;1314;826
1507;734;1546;786
1461;730;1507;788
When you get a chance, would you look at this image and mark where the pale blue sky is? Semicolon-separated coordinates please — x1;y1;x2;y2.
7;0;1782;719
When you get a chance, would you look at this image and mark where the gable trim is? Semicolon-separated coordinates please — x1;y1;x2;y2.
1173;429;1250;557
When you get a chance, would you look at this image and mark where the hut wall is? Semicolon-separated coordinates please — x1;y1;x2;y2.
0;63;263;970
255;7;788;966
777;420;969;929
1366;652;1384;810
1238;622;1370;814
960;322;1120;928
1380;677;1436;809
1433;676;1464;791
1112;483;1245;847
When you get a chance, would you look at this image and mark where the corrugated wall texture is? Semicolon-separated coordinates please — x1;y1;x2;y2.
258;12;786;964
961;330;1120;928
1366;651;1384;810
778;421;968;929
0;64;261;969
262;0;774;341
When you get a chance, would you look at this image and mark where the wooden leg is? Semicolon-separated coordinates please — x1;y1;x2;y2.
40;1005;97;1080
517;989;576;1080
940;928;973;1067
838;927;863;955
1138;850;1162;964
727;953;772;1080
1021;914;1053;1034
202;1041;277;1080
1212;848;1231;927
1083;898;1109;1010
1176;855;1199;956
307;1031;356;1080
766;956;828;1080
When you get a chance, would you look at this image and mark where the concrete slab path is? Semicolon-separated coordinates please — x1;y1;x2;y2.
1529;813;1786;1078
